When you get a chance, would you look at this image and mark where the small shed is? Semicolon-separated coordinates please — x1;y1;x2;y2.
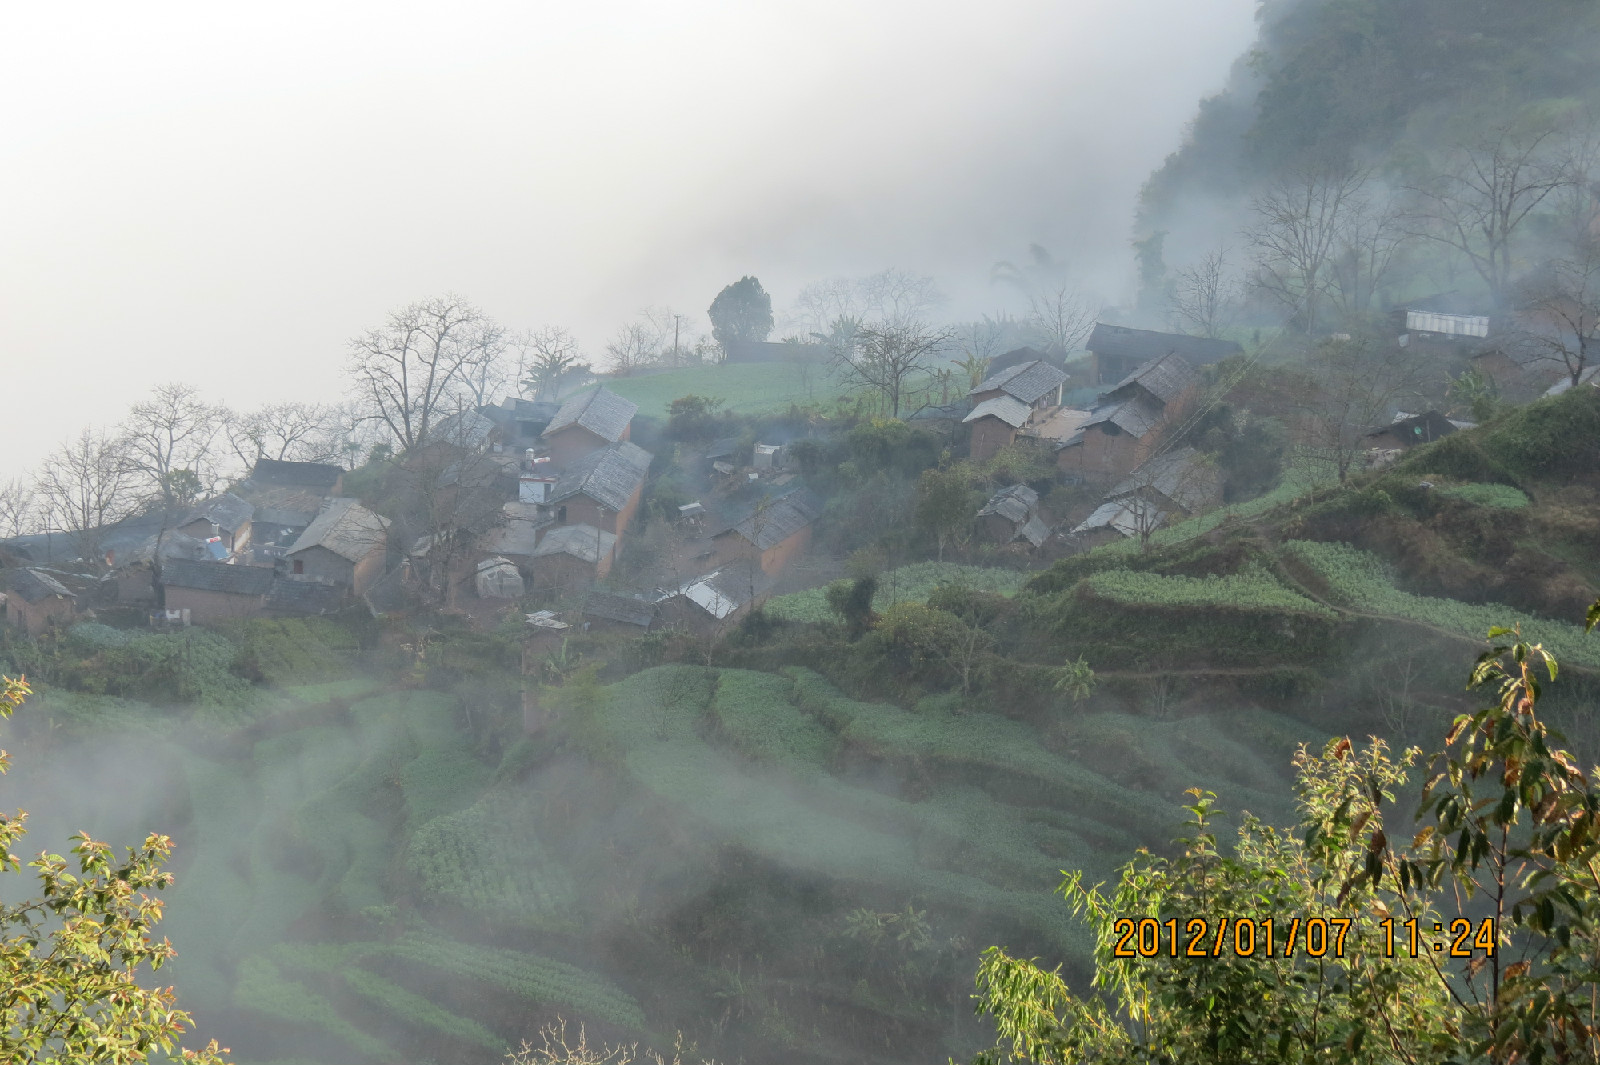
976;484;1051;547
529;524;618;593
582;591;657;633
1364;410;1458;451
4;569;77;636
475;556;526;599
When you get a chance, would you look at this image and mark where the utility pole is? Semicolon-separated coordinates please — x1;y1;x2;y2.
673;315;683;365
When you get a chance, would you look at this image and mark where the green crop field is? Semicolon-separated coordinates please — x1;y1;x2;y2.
766;562;1031;622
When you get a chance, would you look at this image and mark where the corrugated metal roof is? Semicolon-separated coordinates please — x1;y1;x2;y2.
1406;310;1490;338
962;395;1032;428
660;568;766;619
549;442;653;512
1086;323;1241;366
161;558;276;596
542;387;639;443
288;498;390;563
1072;498;1165;538
970;360;1068;404
531;524;617;564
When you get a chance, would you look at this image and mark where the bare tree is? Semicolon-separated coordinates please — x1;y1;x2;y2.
1517;238;1600;388
0;479;36;540
514;326;588;400
604;319;661;375
347;294;503;453
791;268;944;334
1169;248;1244;339
1026;281;1099;354
37;429;137;564
122;382;223;510
1295;335;1424;483
1247;162;1369;333
1326;197;1410;319
222;400;349;470
833;321;951;419
1405;122;1569;308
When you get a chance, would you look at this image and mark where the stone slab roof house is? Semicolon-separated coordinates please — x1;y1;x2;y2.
965;360;1069;462
528;524;619;591
286;498;390;595
581;590;657;631
106;531;213;604
160;558;276;624
480;397;562;450
1055;354;1199;485
178;493;255;555
541;388;639;468
656;568;773;634
4;568;77;636
545;441;653;536
430;408;500;452
1107;447;1221;518
976;484;1052;548
246;458;345;496
1085;323;1241;385
710;490;820;576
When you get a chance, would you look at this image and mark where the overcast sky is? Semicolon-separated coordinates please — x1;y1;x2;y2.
0;0;1257;484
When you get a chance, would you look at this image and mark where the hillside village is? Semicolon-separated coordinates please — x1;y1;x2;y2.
0;293;1584;647
11;2;1600;1063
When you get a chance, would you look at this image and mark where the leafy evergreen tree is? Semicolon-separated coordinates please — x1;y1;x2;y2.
707;276;774;351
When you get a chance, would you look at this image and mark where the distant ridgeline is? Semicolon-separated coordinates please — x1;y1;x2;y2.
1138;0;1600;233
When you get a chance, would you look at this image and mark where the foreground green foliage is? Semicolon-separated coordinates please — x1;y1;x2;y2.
972;605;1600;1064
0;675;228;1064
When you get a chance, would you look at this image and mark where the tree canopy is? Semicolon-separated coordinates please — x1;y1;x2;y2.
707;276;773;350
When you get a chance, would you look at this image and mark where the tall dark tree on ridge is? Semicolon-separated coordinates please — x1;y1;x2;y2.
708;276;773;351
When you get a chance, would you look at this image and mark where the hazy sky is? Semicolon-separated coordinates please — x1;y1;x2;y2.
0;0;1257;484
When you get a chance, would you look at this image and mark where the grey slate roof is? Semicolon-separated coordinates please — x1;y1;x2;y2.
583;591;656;627
265;578;346;614
1108;354;1199;406
1081;396;1164;438
185;493;254;534
1017;514;1052;548
288;498;390;563
1072;498;1166;538
431;408;498;450
970;360;1068;404
10;568;76;603
543;387;638;443
1109;448;1219;514
550;442;653;512
531;524;618;564
962;395;1032;428
1086;323;1242;367
248;459;343;492
978;484;1040;525
119;531;211;567
161;558;276;596
717;491;820;551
